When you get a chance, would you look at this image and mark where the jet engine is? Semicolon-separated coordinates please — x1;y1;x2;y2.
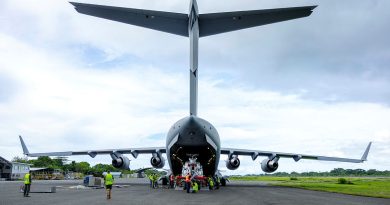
111;155;130;170
261;158;279;173
150;154;165;168
226;155;240;170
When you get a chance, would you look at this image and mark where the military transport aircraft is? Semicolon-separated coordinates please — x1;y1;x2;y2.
20;0;371;177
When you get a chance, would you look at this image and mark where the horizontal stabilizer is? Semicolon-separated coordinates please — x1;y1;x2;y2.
69;2;189;36
199;6;316;37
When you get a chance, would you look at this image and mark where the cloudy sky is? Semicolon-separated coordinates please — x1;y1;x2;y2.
0;0;389;174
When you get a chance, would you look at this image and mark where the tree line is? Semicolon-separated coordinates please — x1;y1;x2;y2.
254;168;390;177
12;156;133;176
13;156;389;177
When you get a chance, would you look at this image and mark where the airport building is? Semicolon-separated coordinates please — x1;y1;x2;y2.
30;167;65;180
0;156;30;180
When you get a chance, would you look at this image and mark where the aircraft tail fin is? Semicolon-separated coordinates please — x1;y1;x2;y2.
198;6;316;37
361;142;372;161
19;135;30;156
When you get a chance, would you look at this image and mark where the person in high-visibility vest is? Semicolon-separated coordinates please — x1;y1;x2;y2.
208;177;214;190
23;171;32;197
192;181;199;193
148;174;153;188
104;171;114;199
152;174;158;189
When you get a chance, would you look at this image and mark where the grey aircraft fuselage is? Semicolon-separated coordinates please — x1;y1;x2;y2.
166;0;220;176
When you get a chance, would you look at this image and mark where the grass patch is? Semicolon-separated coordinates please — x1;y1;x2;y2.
230;176;390;198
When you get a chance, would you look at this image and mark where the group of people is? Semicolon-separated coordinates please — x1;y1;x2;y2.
208;176;220;190
146;172;221;194
147;173;177;189
21;170;115;200
106;171;222;196
21;170;220;199
184;174;220;193
184;174;199;193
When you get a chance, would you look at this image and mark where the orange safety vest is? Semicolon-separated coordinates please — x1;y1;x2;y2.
185;175;190;183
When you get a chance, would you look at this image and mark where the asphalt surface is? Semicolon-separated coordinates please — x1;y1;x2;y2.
0;179;388;205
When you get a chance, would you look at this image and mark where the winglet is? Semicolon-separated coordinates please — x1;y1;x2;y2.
19;135;30;155
361;142;372;161
69;2;77;7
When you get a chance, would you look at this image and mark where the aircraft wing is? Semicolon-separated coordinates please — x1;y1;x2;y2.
69;2;189;37
19;136;165;159
221;142;372;163
199;6;317;37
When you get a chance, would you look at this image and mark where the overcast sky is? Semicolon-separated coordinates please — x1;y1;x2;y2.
0;0;389;174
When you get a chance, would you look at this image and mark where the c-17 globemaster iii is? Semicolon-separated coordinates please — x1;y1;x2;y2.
20;0;371;182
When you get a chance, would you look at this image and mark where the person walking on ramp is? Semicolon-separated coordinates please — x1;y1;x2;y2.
104;171;114;199
23;171;32;197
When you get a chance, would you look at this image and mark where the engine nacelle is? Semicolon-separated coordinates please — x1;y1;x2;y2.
226;156;240;170
261;158;279;173
150;155;165;168
112;156;130;170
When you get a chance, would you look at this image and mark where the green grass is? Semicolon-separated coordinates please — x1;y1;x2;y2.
230;176;390;198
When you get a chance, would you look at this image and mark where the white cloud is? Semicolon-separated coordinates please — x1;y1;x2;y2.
0;0;389;174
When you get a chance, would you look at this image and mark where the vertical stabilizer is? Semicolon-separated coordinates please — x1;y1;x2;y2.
189;0;199;116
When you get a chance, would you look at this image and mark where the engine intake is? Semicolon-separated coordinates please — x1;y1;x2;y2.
261;158;279;173
111;155;130;170
151;154;165;168
226;156;240;170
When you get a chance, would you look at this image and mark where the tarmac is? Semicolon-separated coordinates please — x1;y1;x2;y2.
0;178;388;205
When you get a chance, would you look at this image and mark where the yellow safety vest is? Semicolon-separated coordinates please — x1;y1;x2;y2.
24;173;31;185
105;174;114;185
193;182;198;192
209;178;214;187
